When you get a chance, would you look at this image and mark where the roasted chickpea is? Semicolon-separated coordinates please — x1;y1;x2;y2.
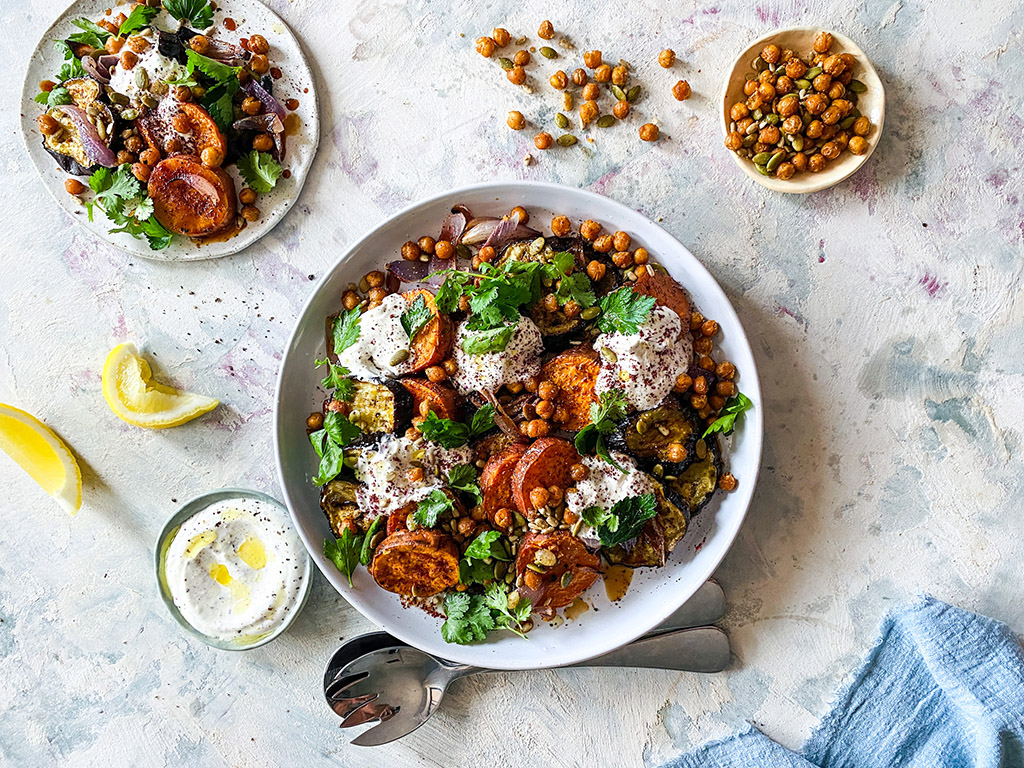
658;49;676;68
701;319;719;337
508;206;529;225
821;54;845;77
561;300;580;318
36;114;61;136
173;85;192;102
808;153;827;172
853;117;871;137
719;474;738;491
674;373;693;393
476;36;495;57
526;419;551;439
813;31;833;54
507;65;527;85
572;68;588;87
64;178;86;196
821;106;842;126
538;19;555;39
241;96;262;116
612;250;633;268
639;123;659;142
813;72;832;92
115;150;136;166
249;54;270;75
805;119;824;138
730;102;749;122
743;79;758;97
630;248;648;266
724;131;743;151
401;241;421;261
848;135;869;155
549;70;569;90
201;147;224;168
609;100;629;119
690;394;707;410
672;80;692;101
666;442;688;463
422;365;447;384
758;69;775;84
791;152;808;171
514;49;531;67
551;215;572;237
435;239;455;260
306;412;325;431
583;50;602;68
105;36;124;54
534;131;553;150
125;135;145;154
582;82;600;101
579;99;599;125
127;36;150;54
542;293;559;313
758;125;781;144
586;259;607;282
492;28;511;47
693;336;713;355
782;115;803;134
593;64;611;83
368;286;387;304
504;110;527;131
136;148;159;168
605;66;624;86
736;117;754;134
533;399;554;420
693;376;708;395
760;44;781;64
171;112;191;133
805;93;829;115
131;162;151;182
831;98;853;116
785;58;808;79
592;234;614;253
758;82;776;101
775;75;794;95
442;359;459;376
119;49;138;70
827;81;846;100
233;189;255;207
252;133;274;152
746;92;764;112
776;161;796;180
580;220;602;240
478;245;496;264
341;289;361;311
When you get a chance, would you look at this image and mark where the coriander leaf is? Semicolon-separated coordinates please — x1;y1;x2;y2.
597;287;657;335
323;411;361;446
200;77;239;131
53;40;86;80
463;529;510;562
549;250;575;275
448;463;482;506
324;529;363;587
580;505;618;532
703;392;753;439
359;517;385;566
459;557;496;586
88;166;113;194
119;4;158;35
434;272;471;315
401;294;432;341
332;306;361;355
315;358;355;400
470;404;495;437
165;0;215;30
413;489;454;528
35;86;72;108
461;323;516;355
484;580;531;638
186;49;241;83
555;272;597;308
596;493;658;548
419;411;471;448
441;592;495;644
68;18;110;48
236;150;283;194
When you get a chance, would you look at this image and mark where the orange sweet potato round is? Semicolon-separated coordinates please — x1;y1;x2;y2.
400;379;460;420
515;531;601;609
631;269;691;329
480;442;528;530
138;102;227;160
400;290;453;373
540;347;601;431
370;529;459;597
148;156;236;237
510;437;580;515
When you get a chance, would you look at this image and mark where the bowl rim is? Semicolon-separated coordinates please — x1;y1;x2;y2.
720;25;886;194
273;180;764;669
154;486;313;651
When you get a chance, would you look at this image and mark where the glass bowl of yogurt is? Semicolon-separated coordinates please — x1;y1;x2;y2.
156;488;312;650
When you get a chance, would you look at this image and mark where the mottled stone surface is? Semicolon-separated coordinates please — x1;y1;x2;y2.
2;0;1023;766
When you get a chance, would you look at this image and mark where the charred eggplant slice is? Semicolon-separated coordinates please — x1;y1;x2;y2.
603;479;688;568
664;435;721;518
320;479;362;538
609;404;701;474
42;78;116;176
347;380;413;436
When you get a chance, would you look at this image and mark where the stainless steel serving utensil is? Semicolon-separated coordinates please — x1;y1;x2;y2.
323;581;729;746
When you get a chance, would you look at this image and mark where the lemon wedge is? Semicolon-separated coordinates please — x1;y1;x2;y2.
0;403;82;515
102;342;219;429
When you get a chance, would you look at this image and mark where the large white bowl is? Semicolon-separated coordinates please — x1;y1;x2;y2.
274;181;763;670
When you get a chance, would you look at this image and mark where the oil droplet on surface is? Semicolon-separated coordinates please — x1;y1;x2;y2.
565;597;590;621
238;536;266;570
184;530;216;560
603;565;633;602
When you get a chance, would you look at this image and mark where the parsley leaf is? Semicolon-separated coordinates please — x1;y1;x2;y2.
53;40;86;81
463;530;510;562
332;306;361;355
119;5;158;35
186;49;240;83
597;287;657;335
586;493;658;548
314;358;355;401
703;391;753;439
470;404;496;436
448;464;482;506
555;272;597;309
420;405;495;449
87;165;173;250
461;323;516;355
309;412;361;486
165;0;215;30
483;581;531;638
401;294;432;341
34;86;72;108
413;489;454;528
199;77;239;131
359;517;385;567
324;529;363;587
236;150;283;194
441;592;495;644
68;18;111;48
433;259;543;333
574;390;628;471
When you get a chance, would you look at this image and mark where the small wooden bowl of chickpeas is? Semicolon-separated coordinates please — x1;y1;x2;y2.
721;27;885;194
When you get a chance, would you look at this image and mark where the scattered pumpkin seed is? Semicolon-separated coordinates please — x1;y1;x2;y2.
752;56;768;72
389;349;410;367
557;134;577;147
526;562;547;573
848;79;867;93
610;84;626;101
540;46;557;59
755;163;770;176
806;66;823;79
624;269;636;281
515;35;527;45
741;134;757;147
535;548;557;566
599;346;618;363
494;561;508;579
120;108;138;121
563;92;573;110
141;93;158;108
626;84;641;102
766;151;785;172
456;243;471;259
850;107;862;119
596;114;616;128
751;108;763;121
766;113;781;125
652;463;664;477
751;151;772;165
109;92;129;106
840;116;857;129
560;571;573;588
150;80;168;96
744;72;757;81
555;112;569;129
499;57;513;70
581;306;601;320
794;78;811;90
135;68;149;89
505;571;516;584
790;134;804;152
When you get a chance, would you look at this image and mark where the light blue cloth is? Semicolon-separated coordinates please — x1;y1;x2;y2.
664;597;1024;768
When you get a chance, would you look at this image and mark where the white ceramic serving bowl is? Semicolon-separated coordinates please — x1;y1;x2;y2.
721;27;885;194
20;0;319;260
274;181;763;670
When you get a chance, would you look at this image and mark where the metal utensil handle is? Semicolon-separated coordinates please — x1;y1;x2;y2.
654;580;726;633
567;626;731;672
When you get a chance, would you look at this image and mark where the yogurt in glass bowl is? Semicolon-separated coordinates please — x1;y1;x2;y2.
156;488;312;650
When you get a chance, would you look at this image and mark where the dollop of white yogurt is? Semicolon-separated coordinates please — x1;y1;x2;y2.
162;497;306;644
565;451;657;541
335;294;416;380
450;314;544;393
594;305;693;411
108;31;189;103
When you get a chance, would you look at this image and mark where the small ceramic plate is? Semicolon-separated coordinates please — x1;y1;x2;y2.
274;181;765;670
721;27;885;194
20;0;319;260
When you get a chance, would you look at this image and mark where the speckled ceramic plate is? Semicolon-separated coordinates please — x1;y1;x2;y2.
275;182;764;670
20;0;319;261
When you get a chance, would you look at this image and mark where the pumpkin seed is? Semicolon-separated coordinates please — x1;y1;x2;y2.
109;92;129;106
494;561;507;579
766;113;781;125
840;116;857;129
456;244;471;259
599;347;618;363
581;306;601;320
120;108;139;121
652;463;664;477
560;571;573;588
526;562;547;573
540;46;557;59
744;72;757;81
390;349;410;367
557;134;577;147
85;103;100;117
850;107;861;119
848;79;867;93
790;134;804;152
806;66;822;79
358;277;370;292
499;57;513;70
563;92;573;110
571;519;583;536
407;515;419;532
505;571;516;584
751;108;763;121
696;439;708;459
535;548;557;566
624;269;636;281
135;68;149;90
610;84;626;101
751;151;772;165
766;151;785;172
794;78;811;90
555;112;569;129
513;511;527;527
741;135;757;147
150;80;168;95
626;85;641;102
141;93;158;108
752;56;767;72
419;254;430;262
596;114;616;128
516;36;527;45
755;163;770;176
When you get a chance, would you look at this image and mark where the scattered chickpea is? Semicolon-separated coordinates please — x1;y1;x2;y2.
583;50;602;68
672;80;691;100
719;473;738;491
478;245;496;263
549;70;569;90
542;293;559;313
127;36;149;54
36;114;61;136
563;300;582;318
586;260;607;282
252;133;274;152
743;80;758;96
241;205;261;222
248;34;270;55
119;49;138;70
813;31;834;54
442;359;459;375
612;251;633;268
506;110;526;130
592;234;613;253
709;395;727;411
690;394;708;410
579;99;599;124
514;49;531;66
524;570;543;590
853;117;871;137
368;286;387;304
674;373;693;392
808;153;827;172
131;162;150;182
593;64;612;83
341;290;360;310
509;206;529;224
435;240;455;260
776;162;796;180
249;54;270;75
666;442;687;463
526;418;550;438
572;68;588;87
848;136;869;155
476;36;495;57
242;96;262;116
38;80;55;93
401;241;421;261
582;82;600;101
507;65;527;85
407;467;425;484
535;399;555;419
492;28;511;47
579;220;602;240
611;65;628;85
201;146;224;168
534;131;553;150
306;412;324;431
693;337;713;356
425;365;447;383
105;36;124;54
551;215;571;237
632;247;649;265
115;150;135;166
538;20;555;39
658;49;676;68
724;132;743;151
64;178;86;196
639;123;660;142
613;100;630;119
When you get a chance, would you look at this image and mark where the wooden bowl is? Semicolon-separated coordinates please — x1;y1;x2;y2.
720;27;885;194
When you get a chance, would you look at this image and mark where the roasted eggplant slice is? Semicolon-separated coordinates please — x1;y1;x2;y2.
348;380;414;436
664;435;721;518
609;404;701;474
42;78;116;175
604;480;688;568
320;479;362;538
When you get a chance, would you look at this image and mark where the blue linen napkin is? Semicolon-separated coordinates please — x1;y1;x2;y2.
663;596;1024;768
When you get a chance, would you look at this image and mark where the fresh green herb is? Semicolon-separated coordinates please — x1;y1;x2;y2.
332;306;361;355
448;464;482;505
68;18;111;48
86;165;174;250
359;517;385;567
413;489;454;528
162;72;200;87
483;581;532;638
314;358;355;401
574;389;628;471
597;287;657;335
309;411;361;485
53;40;87;81
703;392;753;438
461;323;516;355
435;259;543;331
324;528;362;587
441;591;495;644
419;405;494;449
583;493;658;548
236;150;283;194
199;78;240;131
186;49;241;83
463;529;510;562
401;294;432;341
543;251;597;309
434;271;472;315
458;558;496;586
34;86;72;108
165;0;214;29
119;5;158;35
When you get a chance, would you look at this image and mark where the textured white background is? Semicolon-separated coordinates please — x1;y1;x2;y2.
2;0;1023;766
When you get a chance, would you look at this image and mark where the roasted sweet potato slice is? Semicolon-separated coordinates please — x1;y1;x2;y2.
480;442;528;530
540;347;601;432
401;379;460;421
138;102;227;161
148;156;236;237
370;529;460;597
510;437;580;515
386;503;416;536
516;531;601;610
400;290;453;373
631;269;691;329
